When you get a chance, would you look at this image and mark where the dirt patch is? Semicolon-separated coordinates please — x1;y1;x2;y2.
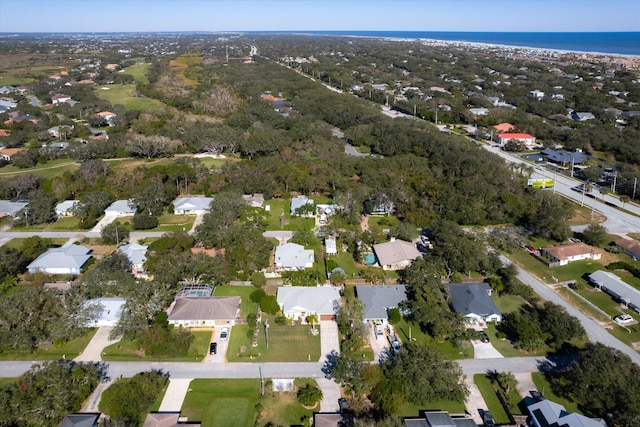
568;208;606;226
632;342;640;350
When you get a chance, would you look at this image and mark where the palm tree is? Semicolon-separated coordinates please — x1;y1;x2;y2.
306;314;319;332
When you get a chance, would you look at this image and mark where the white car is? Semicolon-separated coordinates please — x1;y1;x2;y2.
219;326;230;341
614;314;633;325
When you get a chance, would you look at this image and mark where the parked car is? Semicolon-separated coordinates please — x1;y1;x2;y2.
220;326;230;341
478;331;490;343
569;237;581;243
391;340;401;354
614;314;633;325
525;245;537;253
374;322;384;340
209;342;217;355
482;410;495;427
338;397;351;414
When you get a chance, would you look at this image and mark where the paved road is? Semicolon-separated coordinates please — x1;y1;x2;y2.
0;231;167;240
502;255;640;365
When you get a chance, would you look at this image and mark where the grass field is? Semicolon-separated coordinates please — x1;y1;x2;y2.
393;318;473;359
120;62;150;83
0;328;97;361
101;330;211;362
531;372;580;414
226;320;321;363
213;285;259;317
474;374;512;424
395;399;465;419
0;158;79;179
95;84;166;111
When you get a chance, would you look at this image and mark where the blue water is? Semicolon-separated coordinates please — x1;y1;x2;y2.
252;31;640;56
364;253;377;265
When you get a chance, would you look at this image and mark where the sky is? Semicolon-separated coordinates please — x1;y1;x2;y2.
0;0;639;33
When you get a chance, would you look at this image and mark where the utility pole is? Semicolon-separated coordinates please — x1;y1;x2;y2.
264;320;269;349
633;177;638;200
259;366;264;396
612;172;617;193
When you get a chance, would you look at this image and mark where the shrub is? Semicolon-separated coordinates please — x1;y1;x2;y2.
250;288;266;303
260;294;280;315
132;213;159;230
274;315;287;325
388;307;401;324
250;271;266;288
247;313;258;328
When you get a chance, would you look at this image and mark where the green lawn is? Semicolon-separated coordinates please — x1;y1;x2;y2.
368;215;400;236
484;323;546;358
48;216;82;231
395;399;465;419
531;372;580;414
226;320;321;363
262;198;315;231
121;62;150;83
95;84;166;111
0;328;97;361
493;294;527;314
213;285;258;318
181;379;260;427
474;374;511;424
258;378;317;426
101;330;211;362
393;318;473;359
0;158;79;179
154;213;195;232
331;251;361;277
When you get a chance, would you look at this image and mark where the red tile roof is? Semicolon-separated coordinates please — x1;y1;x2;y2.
497;133;535;139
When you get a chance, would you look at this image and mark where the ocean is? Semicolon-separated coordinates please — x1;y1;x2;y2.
253;31;640;56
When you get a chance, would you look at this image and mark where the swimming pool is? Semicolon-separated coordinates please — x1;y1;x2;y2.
364;253;377;265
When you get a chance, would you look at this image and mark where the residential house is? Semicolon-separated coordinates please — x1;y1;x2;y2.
143;412;201;427
27;245;92;275
355;284;407;324
469;107;489;116
572;111;596;121
60;412;101;427
449;283;502;324
118;242;148;278
274;242;314;270
94;111;116;126
105;200;136;217
530;89;545;99
47;125;73;139
527;394;607;427
541;242;601;267
588;270;640;313
242;193;265;208
371;83;388;91
404;410;479;427
290;195;314;216
173;196;214;215
89;128;108;140
51;94;73;105
325;236;337;256
104;63;119;71
616;238;640;260
84;298;126;327
0;200;28;217
0;97;17;113
316;204;337;224
0;147;26;161
167;296;241;327
373;239;421;270
496;133;536;147
493;123;515;133
55;200;79;216
276;286;341;321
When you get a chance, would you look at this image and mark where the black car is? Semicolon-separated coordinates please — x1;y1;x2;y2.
479;331;490;343
209;342;217;355
482;410;495;427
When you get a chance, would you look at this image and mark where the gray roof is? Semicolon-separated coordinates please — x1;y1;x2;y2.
290;195;313;214
105;200;136;215
425;411;456;427
168;297;240;321
528;398;607;427
0;200;28;216
143;412;200;427
373;240;421;266
55;200;79;214
60;413;101;427
275;243;314;269
173;196;213;212
355;285;407;320
27;245;92;272
540;148;588;165
589;270;640;308
404;411;479;427
118;242;148;266
85;298;126;327
449;283;501;318
276;286;341;316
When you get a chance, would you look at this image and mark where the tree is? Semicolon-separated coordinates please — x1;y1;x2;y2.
250;271;266;288
297;383;323;407
101;222;130;245
20;189;56;225
581;223;607;246
620;195;630;208
306;314;319;331
389;222;419;242
72;191;113;228
260;294;280;315
132;212;159;230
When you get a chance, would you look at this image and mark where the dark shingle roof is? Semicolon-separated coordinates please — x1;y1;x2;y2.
449;283;501;318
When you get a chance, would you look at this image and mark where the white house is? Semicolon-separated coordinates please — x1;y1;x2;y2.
541;242;601;267
0;200;28;217
530;89;545;99
469;107;489;116
496;133;536;147
275;242;314;270
55;200;79;216
84;297;126;327
104;200;136;217
325;236;337;256
242;193;264;208
276;286;341;321
167;296;240;327
290;195;314;216
355;285;407;324
27;245;92;275
449;283;502;325
173;196;214;215
118;242;148;278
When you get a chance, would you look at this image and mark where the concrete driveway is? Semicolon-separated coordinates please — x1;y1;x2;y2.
464;376;489;425
159;378;193;412
316;377;341;412
206;328;231;363
74;327;121;362
320;320;339;361
367;322;389;363
90;213;118;233
471;340;504;359
514;372;538;399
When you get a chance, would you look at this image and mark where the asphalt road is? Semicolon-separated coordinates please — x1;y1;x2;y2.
501;255;640;365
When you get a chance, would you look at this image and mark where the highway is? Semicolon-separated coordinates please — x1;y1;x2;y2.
482;144;640;235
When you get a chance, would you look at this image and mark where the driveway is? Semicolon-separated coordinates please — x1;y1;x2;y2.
206;328;230;363
159;378;193;412
90;213;118;233
367;322;389;363
464;376;488;425
320;320;339;361
471;340;504;359
316;377;341;412
189;214;204;234
514;372;538;399
74;327;121;362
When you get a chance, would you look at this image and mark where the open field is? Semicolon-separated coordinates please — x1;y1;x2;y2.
0;328;97;361
101;330;211;362
95;84;166;111
0;158;79;178
120;62;150;83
